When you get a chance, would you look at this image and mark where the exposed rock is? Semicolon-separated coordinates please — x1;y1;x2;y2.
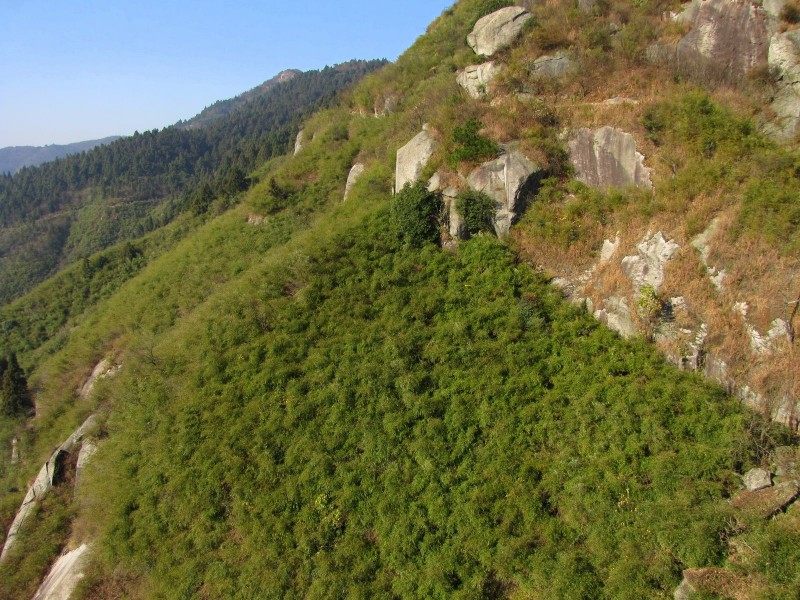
531;52;574;77
594;296;637;338
568;126;652;190
1;415;97;562
732;480;800;518
602;96;639;106
763;0;787;21
457;62;504;99
376;94;399;117
768;31;800;139
691;218;727;290
578;0;596;12
344;163;365;200
445;187;466;239
671;0;770;82
75;440;98;492
467;6;532;57
735;302;790;354
465;146;542;237
600;235;620;263
78;358;121;400
620;231;680;293
246;215;264;225
772;446;800;479
10;437;19;464
293;130;304;155
743;467;773;491
673;576;696;600
676;567;759;600
395;125;438;193
33;544;91;600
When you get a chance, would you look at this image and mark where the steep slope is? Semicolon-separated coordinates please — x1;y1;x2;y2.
1;0;799;598
0;138;121;175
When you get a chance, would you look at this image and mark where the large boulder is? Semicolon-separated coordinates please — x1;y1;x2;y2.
743;467;773;491
457;62;504;99
466;146;542;237
395;125;438;193
344;163;365;200
293;130;305;155
32;544;91;600
568;126;652;190
467;6;532;57
621;231;681;293
531;52;575;77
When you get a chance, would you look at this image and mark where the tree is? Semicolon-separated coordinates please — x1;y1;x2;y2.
455;190;496;236
391;181;443;247
1;354;34;417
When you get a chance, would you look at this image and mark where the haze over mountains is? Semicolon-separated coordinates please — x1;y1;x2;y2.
0;138;121;175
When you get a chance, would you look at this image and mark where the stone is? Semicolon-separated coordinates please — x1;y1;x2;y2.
293;130;304;155
671;0;769;82
732;480;800;518
531;52;574;77
677;568;758;600
10;437;18;464
772;446;800;479
467;6;533;57
620;231;680;293
443;187;466;240
673;576;696;600
691;218;727;290
767;31;800;138
568;126;652;190
600;235;620;263
743;467;773;491
32;543;91;600
78;358;121;399
395;126;438;193
75;440;98;492
457;62;504;99
594;296;638;338
344;163;365;200
246;215;264;225
466;146;542;237
602;97;639;106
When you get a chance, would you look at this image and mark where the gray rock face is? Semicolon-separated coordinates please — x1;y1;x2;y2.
594;296;637;338
293;130;304;155
466;147;542;237
344;163;365;200
768;31;800;138
732;480;800;518
531;52;574;77
457;62;504;99
467;6;532;57
772;446;800;479
743;467;773;491
395;126;438;193
10;437;18;464
32;543;90;600
672;0;769;81
568;127;652;190
78;358;120;399
75;440;98;492
674;576;696;600
621;231;681;293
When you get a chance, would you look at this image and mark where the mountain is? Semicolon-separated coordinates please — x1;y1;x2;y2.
0;137;121;175
1;1;799;598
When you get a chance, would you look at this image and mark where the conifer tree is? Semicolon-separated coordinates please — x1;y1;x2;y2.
1;353;33;417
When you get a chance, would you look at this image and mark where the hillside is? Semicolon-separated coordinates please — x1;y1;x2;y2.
0;137;121;175
1;0;800;598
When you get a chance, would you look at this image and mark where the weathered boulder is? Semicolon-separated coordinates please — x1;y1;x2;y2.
10;437;19;464
743;467;773;491
466;146;542;237
78;358;120;399
620;231;680;293
344;163;365;200
671;0;770;82
732;480;800;518
767;31;800;139
568;126;652;190
75;440;98;492
457;62;504;99
395;125;438;193
32;543;91;600
594;296;638;338
531;52;574;77
600;235;620;263
293;130;304;155
467;6;532;57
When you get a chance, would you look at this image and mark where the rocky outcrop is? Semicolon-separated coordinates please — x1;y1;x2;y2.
0;415;97;562
75;440;98;492
621;231;681;293
531;52;574;77
395;125;438;193
465;146;543;237
732;480;800;518
428;174;464;240
691;219;727;290
457;62;504;99
467;6;532;57
767;30;800;139
32;544;91;600
568;127;652;190
734;302;790;354
293;130;304;155
594;296;637;338
78;358;120;399
344;163;365;200
743;467;773;491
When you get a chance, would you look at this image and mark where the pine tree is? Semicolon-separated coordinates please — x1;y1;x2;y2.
1;354;33;417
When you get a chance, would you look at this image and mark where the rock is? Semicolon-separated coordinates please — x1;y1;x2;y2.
395;126;438;193
594;296;638;338
763;0;787;20
672;0;769;82
600;235;620;263
673;576;696;600
78;358;121;399
466;146;543;237
732;480;800;518
246;215;264;225
467;6;533;57
767;31;800;138
602;97;639;106
10;437;18;464
620;231;681;293
531;52;574;77
677;568;758;600
293;130;304;155
75;440;98;492
772;446;800;479
32;543;91;600
444;187;466;240
691;218;727;290
568;126;652;190
344;163;365;200
743;467;773;491
457;62;504;99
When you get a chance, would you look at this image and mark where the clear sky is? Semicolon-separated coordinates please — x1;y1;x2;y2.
0;0;454;147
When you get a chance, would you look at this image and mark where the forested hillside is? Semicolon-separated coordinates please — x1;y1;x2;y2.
0;137;121;176
0;60;385;305
1;0;800;598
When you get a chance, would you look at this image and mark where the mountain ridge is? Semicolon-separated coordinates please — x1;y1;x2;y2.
0;137;121;175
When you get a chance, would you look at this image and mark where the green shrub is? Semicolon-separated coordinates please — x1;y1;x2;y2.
449;118;501;167
455;190;496;235
391;181;443;247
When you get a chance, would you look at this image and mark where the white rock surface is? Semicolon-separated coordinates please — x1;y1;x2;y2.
75;440;98;492
78;358;120;400
395;126;438;193
457;62;504;98
467;6;532;57
344;163;365;200
594;296;637;338
620;231;680;292
531;52;574;77
33;544;91;600
743;468;773;492
691;218;727;290
568;126;652;190
768;31;800;138
293;130;304;155
600;235;620;263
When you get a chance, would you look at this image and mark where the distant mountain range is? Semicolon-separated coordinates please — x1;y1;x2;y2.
0;136;121;174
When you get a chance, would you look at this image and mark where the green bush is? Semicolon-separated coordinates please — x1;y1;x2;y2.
455;190;496;235
449;118;501;167
391;181;443;247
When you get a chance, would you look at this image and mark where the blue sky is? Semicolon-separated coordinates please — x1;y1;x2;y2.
0;0;454;147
